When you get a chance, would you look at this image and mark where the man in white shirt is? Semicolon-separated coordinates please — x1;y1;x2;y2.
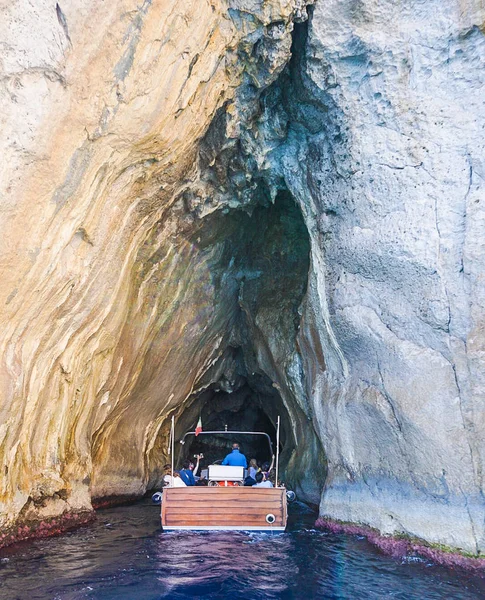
162;464;187;487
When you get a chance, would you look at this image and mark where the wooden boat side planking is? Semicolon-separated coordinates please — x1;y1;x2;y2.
161;486;287;532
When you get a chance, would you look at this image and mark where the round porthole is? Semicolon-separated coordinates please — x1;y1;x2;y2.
151;492;163;505
266;513;276;524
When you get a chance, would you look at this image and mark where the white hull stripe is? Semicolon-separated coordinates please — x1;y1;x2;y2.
162;525;286;532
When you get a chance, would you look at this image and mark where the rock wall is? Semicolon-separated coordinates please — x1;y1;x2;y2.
1;0;485;555
0;0;312;533
282;0;485;554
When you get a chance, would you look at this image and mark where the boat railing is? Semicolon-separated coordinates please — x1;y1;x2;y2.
179;430;274;456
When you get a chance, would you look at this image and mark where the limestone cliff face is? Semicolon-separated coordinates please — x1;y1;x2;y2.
0;0;312;533
1;0;485;555
286;0;485;554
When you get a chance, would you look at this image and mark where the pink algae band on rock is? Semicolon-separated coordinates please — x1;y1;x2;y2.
91;494;140;510
0;511;95;549
0;495;139;549
315;518;485;573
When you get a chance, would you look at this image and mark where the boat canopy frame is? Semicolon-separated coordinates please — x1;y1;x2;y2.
179;430;274;456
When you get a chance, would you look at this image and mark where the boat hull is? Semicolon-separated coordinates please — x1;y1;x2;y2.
161;486;287;532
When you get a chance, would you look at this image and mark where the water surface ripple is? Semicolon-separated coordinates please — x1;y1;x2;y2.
1;500;484;599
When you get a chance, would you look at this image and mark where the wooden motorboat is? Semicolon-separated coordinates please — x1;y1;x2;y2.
161;417;288;532
162;485;287;532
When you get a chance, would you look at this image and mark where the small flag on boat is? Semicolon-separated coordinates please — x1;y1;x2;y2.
195;416;202;436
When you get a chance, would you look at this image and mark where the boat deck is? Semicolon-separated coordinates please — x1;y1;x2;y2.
161;486;287;531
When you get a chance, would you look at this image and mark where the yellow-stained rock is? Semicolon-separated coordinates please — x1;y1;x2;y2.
0;0;307;533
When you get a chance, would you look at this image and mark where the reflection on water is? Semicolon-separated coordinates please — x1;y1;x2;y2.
1;500;484;599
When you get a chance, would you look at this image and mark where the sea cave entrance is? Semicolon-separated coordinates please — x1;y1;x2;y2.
174;371;291;475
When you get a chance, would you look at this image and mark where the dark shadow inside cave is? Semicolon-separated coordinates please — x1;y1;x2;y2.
168;190;310;478
161;190;326;496
175;376;286;471
143;187;327;501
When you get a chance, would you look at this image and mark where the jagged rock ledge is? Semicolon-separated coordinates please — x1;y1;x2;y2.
0;511;94;550
316;518;485;574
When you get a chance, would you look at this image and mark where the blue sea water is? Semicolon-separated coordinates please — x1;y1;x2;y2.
0;500;484;599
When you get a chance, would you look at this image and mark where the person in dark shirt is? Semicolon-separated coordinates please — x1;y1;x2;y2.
179;455;201;486
261;456;275;478
244;474;256;486
221;443;247;468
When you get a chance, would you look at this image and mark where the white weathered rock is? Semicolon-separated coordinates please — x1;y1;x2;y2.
282;0;485;553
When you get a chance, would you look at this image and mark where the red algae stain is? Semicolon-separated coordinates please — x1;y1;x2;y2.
92;495;140;510
0;511;95;549
315;518;485;573
0;495;141;549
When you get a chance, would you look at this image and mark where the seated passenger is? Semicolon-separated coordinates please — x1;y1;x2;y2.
267;469;277;486
195;477;208;486
252;471;274;488
179;455;201;486
248;458;258;480
244;474;256;487
162;464;186;487
222;443;247;468
261;455;275;479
